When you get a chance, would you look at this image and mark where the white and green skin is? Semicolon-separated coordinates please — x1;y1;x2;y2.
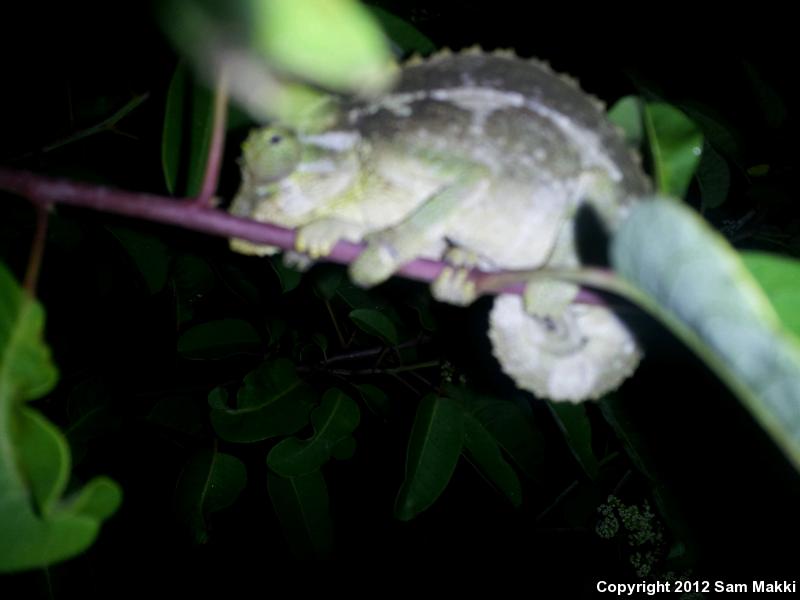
230;50;649;402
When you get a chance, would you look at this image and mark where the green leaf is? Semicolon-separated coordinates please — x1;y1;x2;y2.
0;264;120;573
548;403;599;480
267;388;360;476
311;332;328;355
267;469;333;558
336;283;386;310
742;251;800;339
366;6;436;56
252;0;395;95
462;413;522;507
643;103;704;198
611;198;800;470
331;435;357;460
171;253;217;325
0;265;58;401
312;267;345;301
177;318;262;359
696;141;731;210
349;308;398;345
395;396;464;521
446;384;544;479
678;102;744;166
161;61;214;197
106;226;171;295
406;292;437;331
270;256;303;293
356;383;391;420
65;477;122;522
174;448;247;544
64;378;122;464
209;358;315;443
608;96;643;148
15;407;71;514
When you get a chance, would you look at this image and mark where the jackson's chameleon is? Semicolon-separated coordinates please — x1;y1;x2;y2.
229;49;647;401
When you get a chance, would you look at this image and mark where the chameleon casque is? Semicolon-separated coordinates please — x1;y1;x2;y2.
229;49;648;402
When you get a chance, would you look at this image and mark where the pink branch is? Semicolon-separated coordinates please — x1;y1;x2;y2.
0;167;606;304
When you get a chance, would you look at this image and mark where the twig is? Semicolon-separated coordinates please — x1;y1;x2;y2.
14;94;149;160
195;73;229;207
536;479;579;523
325;359;439;377
0;168;616;304
23;204;49;295
320;336;429;366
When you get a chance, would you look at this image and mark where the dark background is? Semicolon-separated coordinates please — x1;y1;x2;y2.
2;1;799;596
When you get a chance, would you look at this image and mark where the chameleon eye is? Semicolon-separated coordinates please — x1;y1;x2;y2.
243;127;300;184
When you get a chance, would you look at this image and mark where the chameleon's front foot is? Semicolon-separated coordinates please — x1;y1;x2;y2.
296;219;364;259
348;239;399;287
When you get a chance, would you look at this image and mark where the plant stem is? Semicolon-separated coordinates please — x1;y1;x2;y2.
14;94;149;161
23;204;49;295
195;73;229;207
0;167;624;305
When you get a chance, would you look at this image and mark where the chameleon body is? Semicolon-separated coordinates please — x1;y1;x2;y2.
229;49;647;401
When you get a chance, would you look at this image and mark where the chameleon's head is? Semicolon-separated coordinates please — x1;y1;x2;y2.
236;126;362;224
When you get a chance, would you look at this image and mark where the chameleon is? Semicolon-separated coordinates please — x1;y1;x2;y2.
229;48;648;402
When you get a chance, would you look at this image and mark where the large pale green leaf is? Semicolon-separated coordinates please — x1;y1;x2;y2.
395;395;464;521
366;6;436;56
611;198;800;469
643;103;704;198
741;251;800;339
0;264;121;573
159;0;395;128
267;469;333;558
209;358;315;443
548;403;599;480
174;448;247;544
462;413;522;507
267;388;360;476
252;0;395;95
